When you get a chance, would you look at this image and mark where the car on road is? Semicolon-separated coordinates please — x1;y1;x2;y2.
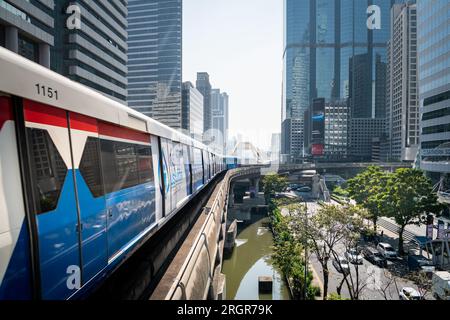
333;257;350;275
296;186;312;193
432;271;450;300
408;255;435;273
399;287;424;300
377;242;398;259
345;248;364;264
362;247;387;267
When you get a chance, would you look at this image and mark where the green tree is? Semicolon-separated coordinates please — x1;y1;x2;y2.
327;293;349;300
347;166;390;231
333;186;349;198
289;204;366;299
262;173;288;202
270;202;316;300
382;168;442;255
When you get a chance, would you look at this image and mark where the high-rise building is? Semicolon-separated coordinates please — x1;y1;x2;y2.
182;81;204;141
196;72;212;133
385;2;419;162
0;0;54;67
418;0;450;187
211;89;229;153
282;0;403;163
304;98;349;161
281;118;304;164
271;133;281;162
0;1;128;103
52;0;128;104
324;100;349;160
127;0;182;125
349;118;386;161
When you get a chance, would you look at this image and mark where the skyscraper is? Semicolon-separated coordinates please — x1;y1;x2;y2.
324;100;349;160
211;89;229;154
271;133;281;162
385;2;419;162
52;0;128;104
127;0;182;127
0;1;128;103
282;0;402;163
196;72;212;133
0;0;53;68
182;81;204;140
418;0;450;186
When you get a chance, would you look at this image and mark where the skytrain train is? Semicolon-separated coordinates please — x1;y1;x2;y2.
0;47;238;300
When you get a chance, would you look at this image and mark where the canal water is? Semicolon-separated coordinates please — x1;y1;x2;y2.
222;213;291;300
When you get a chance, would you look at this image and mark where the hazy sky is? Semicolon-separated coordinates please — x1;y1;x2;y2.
183;0;283;150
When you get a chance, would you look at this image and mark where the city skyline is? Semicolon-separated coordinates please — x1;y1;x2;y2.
183;0;282;151
0;0;449;304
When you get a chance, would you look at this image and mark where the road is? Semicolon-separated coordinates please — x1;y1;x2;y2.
310;247;420;300
291;192;433;300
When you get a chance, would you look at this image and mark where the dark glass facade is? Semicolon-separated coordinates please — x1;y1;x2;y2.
418;0;450;176
196;72;212;133
282;0;402;162
127;0;182;128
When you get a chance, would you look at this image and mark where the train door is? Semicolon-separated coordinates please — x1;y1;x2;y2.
151;136;164;221
21;99;82;300
168;142;190;209
184;145;193;196
202;150;209;182
67;113;107;284
159;138;172;216
98;122;156;264
192;148;204;192
0;96;33;299
207;153;212;180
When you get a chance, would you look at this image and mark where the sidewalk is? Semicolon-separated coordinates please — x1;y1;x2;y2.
309;262;323;300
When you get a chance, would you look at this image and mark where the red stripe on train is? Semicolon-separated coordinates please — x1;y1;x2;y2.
0;96;13;130
69;113;98;133
98;121;150;144
24;99;67;128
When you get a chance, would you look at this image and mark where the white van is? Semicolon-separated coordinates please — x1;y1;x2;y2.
377;242;398;259
432;271;450;300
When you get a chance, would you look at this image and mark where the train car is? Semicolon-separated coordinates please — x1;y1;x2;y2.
225;156;239;169
0;47;227;300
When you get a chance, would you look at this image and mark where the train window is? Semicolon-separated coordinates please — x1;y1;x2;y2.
100;140;116;194
114;142;139;191
79;137;104;198
137;145;154;184
27;128;68;214
101;139;152;194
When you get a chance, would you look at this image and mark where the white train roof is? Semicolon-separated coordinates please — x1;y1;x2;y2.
0;47;214;152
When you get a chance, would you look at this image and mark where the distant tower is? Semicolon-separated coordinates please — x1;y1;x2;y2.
385;3;419;162
127;0;183;128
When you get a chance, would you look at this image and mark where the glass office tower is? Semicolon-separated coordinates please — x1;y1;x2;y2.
127;0;182;129
282;0;401;162
418;0;450;191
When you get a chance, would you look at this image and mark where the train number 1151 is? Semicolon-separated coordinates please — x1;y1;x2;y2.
35;84;59;100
